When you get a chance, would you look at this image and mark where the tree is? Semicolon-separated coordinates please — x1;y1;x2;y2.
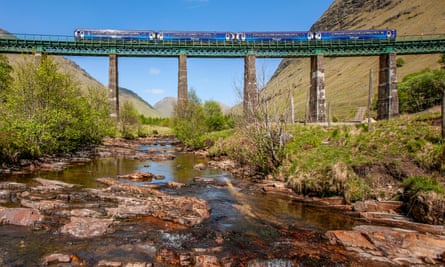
439;53;445;69
231;63;289;175
398;69;445;113
0;56;113;161
173;91;206;148
203;100;226;131
119;101;141;138
0;55;12;93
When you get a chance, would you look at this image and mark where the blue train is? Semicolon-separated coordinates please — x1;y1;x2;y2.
74;28;396;42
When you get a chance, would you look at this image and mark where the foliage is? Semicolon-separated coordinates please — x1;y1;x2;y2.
119;101;142;139
401;176;444;196
173;89;233;149
0;56;113;161
344;175;370;203
396;57;405;67
398;69;445;113
439;53;445;69
203;100;227;131
173;94;207;148
139;116;170;127
0;54;12;94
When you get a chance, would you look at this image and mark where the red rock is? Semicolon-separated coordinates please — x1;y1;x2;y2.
97;260;123;267
0;207;44;226
194;255;220;267
60;216;114;238
325;230;376;249
43;253;71;264
326;225;445;265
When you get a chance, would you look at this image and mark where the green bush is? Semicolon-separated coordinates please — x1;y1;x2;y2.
398;69;445;113
0;56;113;161
396;57;405;67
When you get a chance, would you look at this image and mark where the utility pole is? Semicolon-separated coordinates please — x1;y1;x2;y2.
290;91;295;124
442;91;445;139
368;69;373;131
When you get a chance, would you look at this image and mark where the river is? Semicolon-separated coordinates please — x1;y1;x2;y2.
0;140;381;266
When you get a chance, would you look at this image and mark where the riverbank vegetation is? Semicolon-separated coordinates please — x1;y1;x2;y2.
172;89;234;149
0;55;114;162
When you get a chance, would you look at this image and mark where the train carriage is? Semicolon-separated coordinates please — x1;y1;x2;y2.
239;31;314;42
314;29;396;41
74;28;156;41
158;31;235;42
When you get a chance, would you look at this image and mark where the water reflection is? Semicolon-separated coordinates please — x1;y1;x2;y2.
141;153;224;184
0;153;224;187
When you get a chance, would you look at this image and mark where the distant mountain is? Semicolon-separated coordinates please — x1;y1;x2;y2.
119;87;161;117
154;97;177;117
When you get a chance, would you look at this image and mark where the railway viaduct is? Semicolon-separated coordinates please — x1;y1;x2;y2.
1;33;445;121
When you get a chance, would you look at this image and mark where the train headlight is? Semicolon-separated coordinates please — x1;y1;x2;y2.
307;32;314;40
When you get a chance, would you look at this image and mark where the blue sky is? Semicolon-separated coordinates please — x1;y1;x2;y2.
0;0;333;106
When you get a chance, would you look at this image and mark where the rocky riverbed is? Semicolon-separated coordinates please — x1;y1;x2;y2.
1;137;445;266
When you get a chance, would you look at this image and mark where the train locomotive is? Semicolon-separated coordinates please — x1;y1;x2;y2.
74;28;396;42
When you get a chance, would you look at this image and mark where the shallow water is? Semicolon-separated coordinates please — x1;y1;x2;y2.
0;145;365;266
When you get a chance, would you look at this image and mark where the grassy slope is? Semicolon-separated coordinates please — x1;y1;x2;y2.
261;0;445;121
279;110;444;202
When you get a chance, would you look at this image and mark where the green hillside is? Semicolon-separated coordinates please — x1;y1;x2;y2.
261;0;445;121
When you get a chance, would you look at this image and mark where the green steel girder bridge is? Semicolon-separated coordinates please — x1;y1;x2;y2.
1;32;445;121
1;33;445;57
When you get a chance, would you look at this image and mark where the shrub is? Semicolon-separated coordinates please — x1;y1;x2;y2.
0;56;113;161
396;57;405;67
401;176;444;196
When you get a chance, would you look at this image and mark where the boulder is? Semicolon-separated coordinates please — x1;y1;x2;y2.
193;163;207;170
42;253;71;265
0;182;27;190
60;216;114;238
404;191;445;224
326;225;445;265
0;207;44;226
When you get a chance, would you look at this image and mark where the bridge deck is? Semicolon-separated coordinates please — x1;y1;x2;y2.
0;33;444;57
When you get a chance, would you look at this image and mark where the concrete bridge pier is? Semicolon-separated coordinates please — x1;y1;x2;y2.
244;54;258;120
177;54;188;116
377;52;399;120
108;54;119;118
309;54;326;122
34;52;42;64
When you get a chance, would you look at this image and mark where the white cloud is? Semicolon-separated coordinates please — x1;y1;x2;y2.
148;67;160;76
145;88;164;95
